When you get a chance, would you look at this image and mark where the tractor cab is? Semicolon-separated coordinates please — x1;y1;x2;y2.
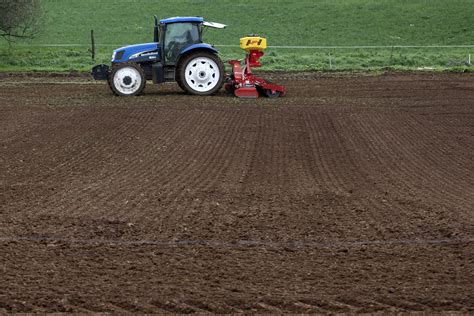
159;17;203;64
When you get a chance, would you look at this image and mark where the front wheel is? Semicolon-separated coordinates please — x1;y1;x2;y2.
108;63;146;96
177;52;224;96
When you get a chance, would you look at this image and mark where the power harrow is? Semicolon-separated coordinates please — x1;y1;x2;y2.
226;36;286;98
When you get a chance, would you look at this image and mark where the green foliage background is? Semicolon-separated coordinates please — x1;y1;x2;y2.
1;0;473;71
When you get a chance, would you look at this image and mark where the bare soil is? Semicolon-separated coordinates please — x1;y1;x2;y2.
0;72;473;313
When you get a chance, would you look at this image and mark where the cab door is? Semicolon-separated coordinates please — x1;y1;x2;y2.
163;22;201;64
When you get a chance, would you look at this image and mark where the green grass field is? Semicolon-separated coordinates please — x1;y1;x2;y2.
1;0;473;72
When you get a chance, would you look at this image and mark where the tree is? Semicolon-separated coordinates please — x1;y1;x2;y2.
0;0;42;42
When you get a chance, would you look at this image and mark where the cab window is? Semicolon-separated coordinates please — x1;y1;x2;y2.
164;23;200;63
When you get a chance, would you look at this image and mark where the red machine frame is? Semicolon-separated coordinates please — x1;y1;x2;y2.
226;50;286;98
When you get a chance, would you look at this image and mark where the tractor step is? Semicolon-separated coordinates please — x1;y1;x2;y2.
164;66;175;81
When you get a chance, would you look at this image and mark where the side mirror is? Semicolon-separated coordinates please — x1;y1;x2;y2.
153;15;159;42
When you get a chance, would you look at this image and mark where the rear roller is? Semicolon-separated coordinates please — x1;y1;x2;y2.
263;89;281;98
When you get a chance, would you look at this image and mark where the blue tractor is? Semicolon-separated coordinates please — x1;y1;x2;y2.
92;16;227;96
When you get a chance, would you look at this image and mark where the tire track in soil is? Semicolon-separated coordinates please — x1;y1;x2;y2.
351;112;433;229
0;108;91;178
300;109;395;240
359;110;472;210
61;107;204;223
140;109;216;187
154;106;255;234
34;106;157;218
156;109;234;194
382;112;472;207
299;110;356;239
145;107;282;241
1;107;110;218
410;112;474;180
240;108;321;194
72;107;246;237
86;106;250;237
230;107;348;241
131;109;236;237
130;109;224;231
184;108;257;193
332;114;405;241
334;111;425;239
3;107;200;238
0;108;44;145
85;107;200;220
340;110;473;238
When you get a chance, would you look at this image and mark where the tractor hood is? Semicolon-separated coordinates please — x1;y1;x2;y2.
112;42;159;62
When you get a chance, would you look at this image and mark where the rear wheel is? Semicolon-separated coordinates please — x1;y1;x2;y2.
177;51;224;95
108;63;146;96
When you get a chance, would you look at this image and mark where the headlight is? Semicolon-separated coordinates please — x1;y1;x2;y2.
111;51;116;61
113;50;125;61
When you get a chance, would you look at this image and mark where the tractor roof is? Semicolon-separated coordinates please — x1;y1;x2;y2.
159;17;204;24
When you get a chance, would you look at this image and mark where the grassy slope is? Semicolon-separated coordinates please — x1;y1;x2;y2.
1;0;473;71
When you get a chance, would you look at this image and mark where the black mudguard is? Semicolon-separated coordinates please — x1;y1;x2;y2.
92;64;110;80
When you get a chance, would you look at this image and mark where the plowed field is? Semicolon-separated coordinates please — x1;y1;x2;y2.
0;72;473;313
